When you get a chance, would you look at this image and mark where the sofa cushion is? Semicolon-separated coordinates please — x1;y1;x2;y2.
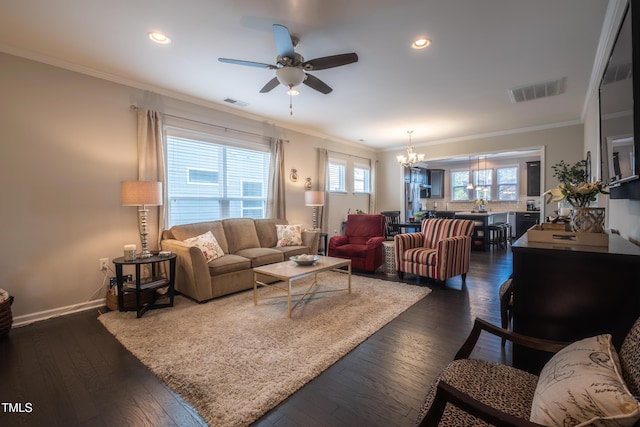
334;244;369;258
276;224;303;247
272;245;310;258
183;231;224;262
222;219;261;253
254;218;286;248
235;248;284;267
169;221;229;253
207;254;252;276
401;247;437;266
530;334;640;427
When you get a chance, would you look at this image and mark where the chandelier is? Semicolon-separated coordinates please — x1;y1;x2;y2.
396;130;425;168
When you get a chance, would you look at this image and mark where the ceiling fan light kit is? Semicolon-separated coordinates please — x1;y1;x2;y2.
218;24;358;113
276;67;305;88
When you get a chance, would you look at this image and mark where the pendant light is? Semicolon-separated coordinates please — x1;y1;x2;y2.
466;156;475;190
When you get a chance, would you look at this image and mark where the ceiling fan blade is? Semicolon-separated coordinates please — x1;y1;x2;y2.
259;77;280;93
303;73;333;94
303;53;358;71
218;58;276;69
272;24;295;59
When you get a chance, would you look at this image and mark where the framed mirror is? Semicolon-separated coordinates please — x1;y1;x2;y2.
599;0;640;198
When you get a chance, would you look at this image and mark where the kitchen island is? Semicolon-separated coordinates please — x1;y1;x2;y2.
454;211;508;251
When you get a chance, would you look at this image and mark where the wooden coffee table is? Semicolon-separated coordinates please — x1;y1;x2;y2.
253;256;352;318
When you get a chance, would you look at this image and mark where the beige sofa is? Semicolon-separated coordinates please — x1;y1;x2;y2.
160;218;319;302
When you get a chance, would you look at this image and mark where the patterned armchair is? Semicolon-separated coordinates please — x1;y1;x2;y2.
328;214;386;272
415;316;640;426
395;218;474;283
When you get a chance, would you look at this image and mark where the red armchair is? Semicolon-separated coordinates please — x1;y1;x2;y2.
328;214;386;272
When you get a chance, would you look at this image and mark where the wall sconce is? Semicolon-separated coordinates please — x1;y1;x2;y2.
290;168;298;182
305;177;312;190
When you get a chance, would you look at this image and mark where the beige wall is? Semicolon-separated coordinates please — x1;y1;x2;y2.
0;52;377;321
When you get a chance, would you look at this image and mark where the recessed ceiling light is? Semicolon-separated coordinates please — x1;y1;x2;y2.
148;32;171;44
412;38;431;49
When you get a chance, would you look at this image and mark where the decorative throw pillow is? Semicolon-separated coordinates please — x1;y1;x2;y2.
530;334;640;427
183;231;224;262
276;224;303;247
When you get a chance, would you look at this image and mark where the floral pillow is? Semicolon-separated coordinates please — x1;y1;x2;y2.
530;334;640;426
183;231;224;262
276;224;302;247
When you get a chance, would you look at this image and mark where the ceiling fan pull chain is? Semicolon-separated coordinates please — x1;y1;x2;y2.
289;85;294;116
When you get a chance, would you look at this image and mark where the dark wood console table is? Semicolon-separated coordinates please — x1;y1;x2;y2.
511;233;640;373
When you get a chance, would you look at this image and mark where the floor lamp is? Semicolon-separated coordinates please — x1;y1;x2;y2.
121;181;163;258
304;191;325;231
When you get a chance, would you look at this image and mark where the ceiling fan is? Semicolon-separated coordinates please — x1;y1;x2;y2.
218;24;358;95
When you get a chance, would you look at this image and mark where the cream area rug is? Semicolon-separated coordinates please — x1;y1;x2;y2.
98;271;430;426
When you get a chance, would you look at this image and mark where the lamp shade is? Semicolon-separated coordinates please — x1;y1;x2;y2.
304;191;325;206
120;181;163;206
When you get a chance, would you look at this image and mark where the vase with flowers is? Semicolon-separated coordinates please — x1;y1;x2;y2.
543;160;609;232
473;198;486;212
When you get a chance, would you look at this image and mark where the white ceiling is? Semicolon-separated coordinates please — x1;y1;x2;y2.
0;0;612;151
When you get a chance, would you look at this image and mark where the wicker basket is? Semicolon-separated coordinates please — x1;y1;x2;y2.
105;288;154;311
0;295;14;337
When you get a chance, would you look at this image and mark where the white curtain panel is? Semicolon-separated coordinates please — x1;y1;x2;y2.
318;148;328;233
136;108;165;249
267;138;286;219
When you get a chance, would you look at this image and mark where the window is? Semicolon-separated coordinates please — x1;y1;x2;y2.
496;166;518;201
187;168;219;185
166;131;270;226
353;161;371;193
328;159;347;192
451;170;472;201
474;168;493;200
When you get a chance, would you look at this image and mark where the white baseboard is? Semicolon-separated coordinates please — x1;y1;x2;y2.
12;297;107;328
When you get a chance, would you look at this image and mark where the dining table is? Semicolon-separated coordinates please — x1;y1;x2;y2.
397;221;422;233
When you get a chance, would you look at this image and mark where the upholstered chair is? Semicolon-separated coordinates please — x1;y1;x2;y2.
395;218;474;283
328;214;386;272
380;210;401;240
415;316;640;426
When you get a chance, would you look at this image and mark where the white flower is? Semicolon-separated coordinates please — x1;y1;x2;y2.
543;186;565;204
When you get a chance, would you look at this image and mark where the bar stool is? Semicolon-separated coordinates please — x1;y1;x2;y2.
488;223;508;249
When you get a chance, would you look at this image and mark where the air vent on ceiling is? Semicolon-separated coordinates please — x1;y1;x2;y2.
508;77;566;103
223;97;249;107
602;63;632;85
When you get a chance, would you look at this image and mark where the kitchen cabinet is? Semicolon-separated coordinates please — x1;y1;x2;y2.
405;167;427;184
427;169;444;198
526;161;541;196
515;212;539;239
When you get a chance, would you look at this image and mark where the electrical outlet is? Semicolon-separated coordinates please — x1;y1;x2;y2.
99;258;109;271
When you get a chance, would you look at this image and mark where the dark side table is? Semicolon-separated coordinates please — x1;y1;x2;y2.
112;254;176;318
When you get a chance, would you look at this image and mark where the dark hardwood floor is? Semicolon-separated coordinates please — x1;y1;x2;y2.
0;247;513;427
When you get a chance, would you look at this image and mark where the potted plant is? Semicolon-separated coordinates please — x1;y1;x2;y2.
544;160;608;232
